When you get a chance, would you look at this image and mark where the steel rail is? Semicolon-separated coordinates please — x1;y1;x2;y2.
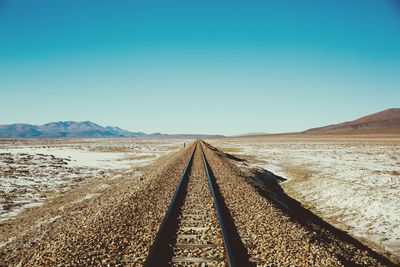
143;143;197;267
200;142;239;267
144;140;244;266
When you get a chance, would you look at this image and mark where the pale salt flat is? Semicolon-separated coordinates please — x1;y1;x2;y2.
211;139;400;257
2;147;132;169
0;139;183;222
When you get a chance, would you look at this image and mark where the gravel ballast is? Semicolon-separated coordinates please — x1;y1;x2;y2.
0;143;195;266
201;141;396;266
0;141;396;266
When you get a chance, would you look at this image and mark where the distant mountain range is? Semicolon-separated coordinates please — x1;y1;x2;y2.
304;108;400;134
0;121;145;138
4;108;397;138
0;121;225;139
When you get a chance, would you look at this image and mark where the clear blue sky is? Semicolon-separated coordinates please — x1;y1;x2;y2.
1;0;399;135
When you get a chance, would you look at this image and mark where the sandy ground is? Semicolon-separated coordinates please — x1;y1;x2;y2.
209;136;400;260
0;138;184;222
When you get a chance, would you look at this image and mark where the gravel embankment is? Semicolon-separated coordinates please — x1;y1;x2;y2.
201;141;395;266
0;140;396;266
0;143;195;266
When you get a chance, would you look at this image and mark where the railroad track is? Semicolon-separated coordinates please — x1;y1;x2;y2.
144;141;251;267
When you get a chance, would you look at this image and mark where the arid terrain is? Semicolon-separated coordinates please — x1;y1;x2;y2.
2;0;399;264
0;137;398;266
0;138;182;222
304;108;400;134
210;134;400;263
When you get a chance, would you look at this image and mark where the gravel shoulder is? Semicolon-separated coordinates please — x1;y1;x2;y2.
0;142;195;266
210;137;400;259
0;141;397;266
201;141;397;266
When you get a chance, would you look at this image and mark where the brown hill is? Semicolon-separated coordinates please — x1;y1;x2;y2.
304;108;400;134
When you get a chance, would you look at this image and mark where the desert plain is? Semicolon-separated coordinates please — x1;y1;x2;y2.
0;135;399;265
210;134;400;262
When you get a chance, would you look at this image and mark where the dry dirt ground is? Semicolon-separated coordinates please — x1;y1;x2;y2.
0;138;182;222
210;135;400;264
0;139;192;266
0;139;398;266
